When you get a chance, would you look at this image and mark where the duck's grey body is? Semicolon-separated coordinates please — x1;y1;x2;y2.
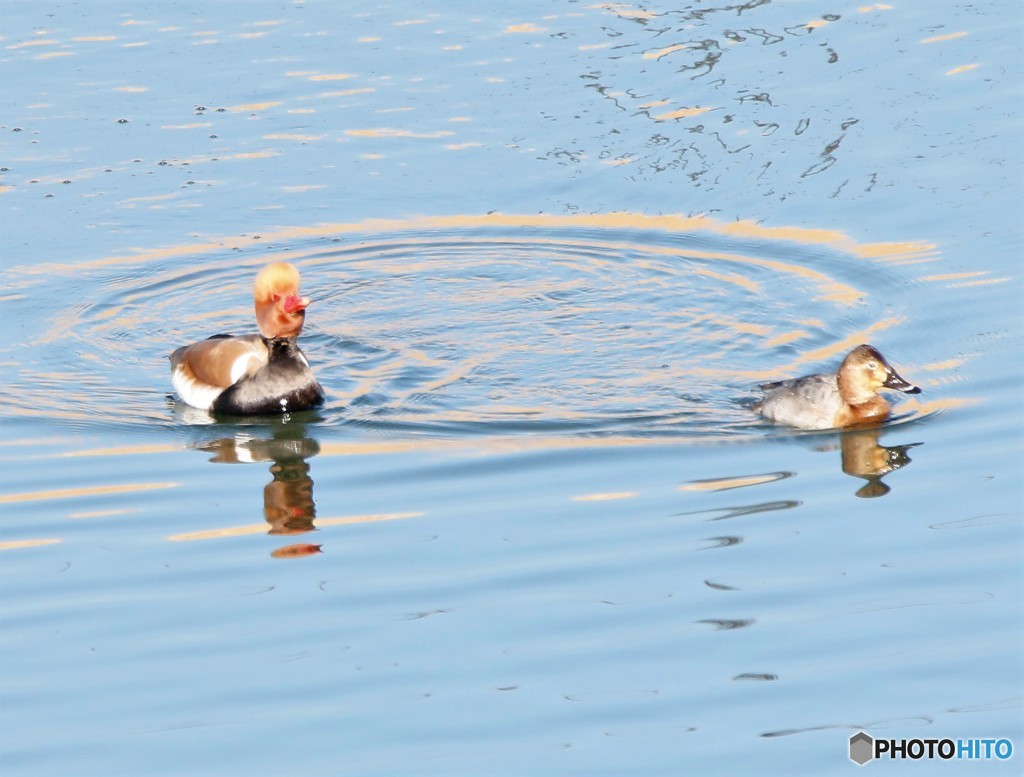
753;373;844;430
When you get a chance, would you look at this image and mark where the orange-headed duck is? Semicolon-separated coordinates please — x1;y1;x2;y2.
170;262;324;415
753;344;920;430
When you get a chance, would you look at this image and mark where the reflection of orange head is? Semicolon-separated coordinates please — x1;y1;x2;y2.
254;262;311;339
840;427;919;499
264;460;316;534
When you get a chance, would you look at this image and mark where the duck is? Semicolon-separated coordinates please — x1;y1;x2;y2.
170;262;324;415
753;344;921;429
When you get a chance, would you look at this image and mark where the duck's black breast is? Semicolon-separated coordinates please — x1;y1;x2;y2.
212;337;324;416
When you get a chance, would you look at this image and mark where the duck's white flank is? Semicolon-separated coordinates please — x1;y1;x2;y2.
172;351;265;411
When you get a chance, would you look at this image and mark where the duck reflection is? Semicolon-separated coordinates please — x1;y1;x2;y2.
742;426;921;497
839;427;919;498
194;420;322;556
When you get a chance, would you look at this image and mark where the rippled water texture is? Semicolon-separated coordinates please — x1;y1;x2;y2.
1;3;1021;777
6;215;964;437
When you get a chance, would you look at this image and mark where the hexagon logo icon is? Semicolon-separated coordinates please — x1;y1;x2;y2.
849;731;874;765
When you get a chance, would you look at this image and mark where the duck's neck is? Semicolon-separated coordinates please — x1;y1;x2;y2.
837;372;874;405
262;336;301;357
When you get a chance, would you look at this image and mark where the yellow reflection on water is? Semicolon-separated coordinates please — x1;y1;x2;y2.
764;330;811;348
18;212;937;277
166;511;422;541
653;106;712;121
571;492;638;502
643;45;687;61
55;444;180;458
67;509;136;519
0;539;62;551
921;271;1010;288
921;32;968;44
921;271;988;283
504;24;547;34
898;396;978;415
228;101;283;112
264;133;324;142
787;319;905;366
307;73;357;81
0;482;178;504
920;358;964;372
680;473;789;492
951;277;1010;288
305;88;374;99
854;241;940;263
233;150;281;160
344;128;455;139
317;513;422;527
117;192;186;206
592;4;656;21
6;39;59;49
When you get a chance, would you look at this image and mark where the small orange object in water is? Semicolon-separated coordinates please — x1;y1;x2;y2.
271;543;323;559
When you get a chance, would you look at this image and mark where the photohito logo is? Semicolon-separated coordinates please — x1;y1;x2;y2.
849;731;1014;765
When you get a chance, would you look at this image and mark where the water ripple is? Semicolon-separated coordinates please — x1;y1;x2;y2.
4;214;965;438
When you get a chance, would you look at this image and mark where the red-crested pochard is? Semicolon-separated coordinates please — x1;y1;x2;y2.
753;344;921;429
170;262;324;415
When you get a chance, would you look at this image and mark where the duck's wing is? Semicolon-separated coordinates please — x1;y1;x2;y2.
170;334;268;388
170;335;269;410
755;373;842;429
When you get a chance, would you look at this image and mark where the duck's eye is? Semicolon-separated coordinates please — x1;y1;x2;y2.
867;361;878;370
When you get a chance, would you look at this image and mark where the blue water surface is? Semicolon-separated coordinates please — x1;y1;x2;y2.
1;2;1021;776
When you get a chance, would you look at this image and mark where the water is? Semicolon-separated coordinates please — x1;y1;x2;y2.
2;2;1021;776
